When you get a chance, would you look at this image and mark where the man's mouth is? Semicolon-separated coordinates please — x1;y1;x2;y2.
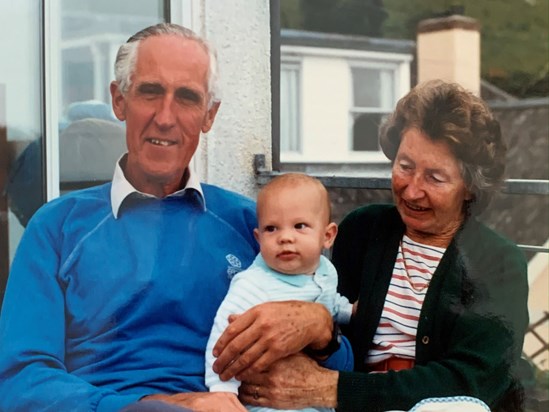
146;138;176;147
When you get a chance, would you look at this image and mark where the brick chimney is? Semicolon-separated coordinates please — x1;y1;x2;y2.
417;14;481;95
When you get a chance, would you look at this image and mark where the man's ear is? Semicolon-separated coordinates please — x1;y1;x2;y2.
323;222;338;249
110;81;127;121
201;101;221;133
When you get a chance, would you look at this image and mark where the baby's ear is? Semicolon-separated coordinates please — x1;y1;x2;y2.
323;222;338;249
253;228;260;243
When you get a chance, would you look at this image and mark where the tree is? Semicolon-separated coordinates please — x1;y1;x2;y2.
281;0;388;37
382;0;549;98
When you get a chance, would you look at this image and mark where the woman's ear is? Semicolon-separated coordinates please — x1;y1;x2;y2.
323;222;338;249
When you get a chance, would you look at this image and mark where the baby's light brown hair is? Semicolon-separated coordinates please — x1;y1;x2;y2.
257;173;332;224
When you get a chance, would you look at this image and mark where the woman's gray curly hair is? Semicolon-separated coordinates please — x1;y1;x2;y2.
113;23;220;108
379;79;507;215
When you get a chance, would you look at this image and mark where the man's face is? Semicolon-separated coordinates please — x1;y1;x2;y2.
110;35;219;196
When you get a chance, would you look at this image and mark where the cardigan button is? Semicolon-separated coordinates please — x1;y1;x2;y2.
422;336;430;345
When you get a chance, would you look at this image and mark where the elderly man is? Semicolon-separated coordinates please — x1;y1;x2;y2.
0;23;348;412
0;23;261;412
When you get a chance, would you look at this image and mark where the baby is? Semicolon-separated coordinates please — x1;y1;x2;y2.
205;173;354;412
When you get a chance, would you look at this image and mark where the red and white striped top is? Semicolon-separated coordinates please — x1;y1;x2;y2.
366;235;445;365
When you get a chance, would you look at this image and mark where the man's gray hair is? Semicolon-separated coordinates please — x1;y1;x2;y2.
114;23;220;107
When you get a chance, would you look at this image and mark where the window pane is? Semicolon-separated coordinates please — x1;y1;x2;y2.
0;1;43;301
280;62;301;153
352;67;381;107
58;0;165;191
352;112;386;151
352;67;395;109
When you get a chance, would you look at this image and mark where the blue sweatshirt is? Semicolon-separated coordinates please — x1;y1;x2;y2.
0;181;259;412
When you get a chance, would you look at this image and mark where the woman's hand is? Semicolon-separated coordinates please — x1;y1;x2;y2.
238;353;339;409
212;301;333;381
141;392;247;412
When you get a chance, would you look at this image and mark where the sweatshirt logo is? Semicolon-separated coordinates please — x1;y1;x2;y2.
226;254;242;279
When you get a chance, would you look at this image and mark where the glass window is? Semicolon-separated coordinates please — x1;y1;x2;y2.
350;65;396;152
0;2;44;301
57;0;165;192
277;8;411;164
280;60;301;153
0;1;168;303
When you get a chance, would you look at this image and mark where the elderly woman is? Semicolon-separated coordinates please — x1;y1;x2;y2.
213;80;528;412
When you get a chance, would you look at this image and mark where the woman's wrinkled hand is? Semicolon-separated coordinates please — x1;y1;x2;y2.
212;300;333;381
238;353;339;409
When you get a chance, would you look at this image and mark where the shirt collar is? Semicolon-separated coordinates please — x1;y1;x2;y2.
110;154;206;218
252;254;330;287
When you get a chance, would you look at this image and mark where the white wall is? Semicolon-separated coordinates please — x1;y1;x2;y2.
190;0;272;200
281;46;412;164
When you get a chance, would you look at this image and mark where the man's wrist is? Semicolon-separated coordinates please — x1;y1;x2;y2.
304;321;341;359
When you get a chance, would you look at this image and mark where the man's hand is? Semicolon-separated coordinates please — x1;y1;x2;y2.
142;392;247;412
238;353;338;409
212;300;333;381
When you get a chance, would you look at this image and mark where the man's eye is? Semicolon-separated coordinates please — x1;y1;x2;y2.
265;226;276;232
175;88;202;104
137;84;163;97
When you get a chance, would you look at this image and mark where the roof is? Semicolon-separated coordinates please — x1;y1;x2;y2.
280;29;415;55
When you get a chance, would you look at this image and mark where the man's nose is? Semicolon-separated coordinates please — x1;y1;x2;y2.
154;96;176;130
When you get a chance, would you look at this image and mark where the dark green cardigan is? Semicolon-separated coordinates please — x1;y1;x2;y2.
332;204;529;412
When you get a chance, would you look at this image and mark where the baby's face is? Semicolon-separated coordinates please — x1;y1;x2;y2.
254;184;336;275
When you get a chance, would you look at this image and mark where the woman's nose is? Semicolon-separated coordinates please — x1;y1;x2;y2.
403;175;425;199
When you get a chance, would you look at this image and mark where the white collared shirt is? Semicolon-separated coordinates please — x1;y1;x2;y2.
110;154;206;218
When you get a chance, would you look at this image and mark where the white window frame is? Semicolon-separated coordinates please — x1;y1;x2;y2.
280;56;302;159
279;44;411;164
347;59;402;163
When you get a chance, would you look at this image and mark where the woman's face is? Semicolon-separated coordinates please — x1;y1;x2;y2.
392;128;472;246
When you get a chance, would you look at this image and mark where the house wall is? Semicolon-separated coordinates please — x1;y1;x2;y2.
281;46;412;164
193;0;272;199
301;56;351;161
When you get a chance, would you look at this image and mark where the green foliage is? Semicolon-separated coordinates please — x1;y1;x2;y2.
281;0;388;37
382;0;549;98
280;0;549;98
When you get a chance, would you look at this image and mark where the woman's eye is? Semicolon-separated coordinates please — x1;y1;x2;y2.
429;174;445;183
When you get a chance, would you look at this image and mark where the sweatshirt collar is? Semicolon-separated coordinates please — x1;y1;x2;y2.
252;254;333;287
110;154;205;218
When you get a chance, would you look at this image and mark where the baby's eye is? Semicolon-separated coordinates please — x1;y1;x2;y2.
265;225;277;232
295;223;308;229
